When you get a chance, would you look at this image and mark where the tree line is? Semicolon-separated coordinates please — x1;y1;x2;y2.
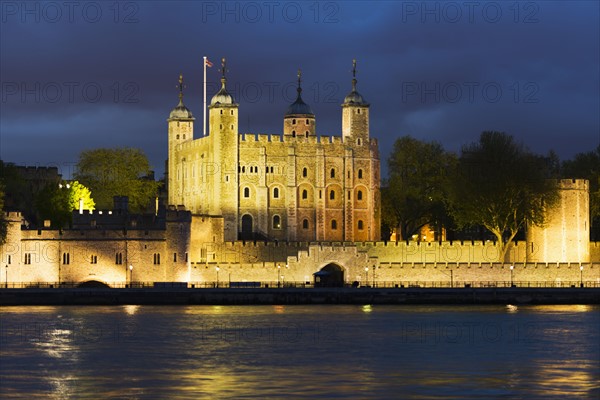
0;148;160;242
382;131;600;261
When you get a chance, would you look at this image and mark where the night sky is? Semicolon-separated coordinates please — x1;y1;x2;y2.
1;1;598;179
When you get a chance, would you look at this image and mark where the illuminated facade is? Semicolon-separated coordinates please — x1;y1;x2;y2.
167;60;381;242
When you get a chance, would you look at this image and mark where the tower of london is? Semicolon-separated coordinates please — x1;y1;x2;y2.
167;59;381;243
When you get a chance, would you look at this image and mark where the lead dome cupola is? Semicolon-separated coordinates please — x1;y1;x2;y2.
285;69;314;116
210;58;235;106
342;59;369;106
169;74;194;119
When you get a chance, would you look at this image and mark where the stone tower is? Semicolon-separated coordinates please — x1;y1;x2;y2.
341;59;369;143
208;58;239;241
526;179;590;263
167;74;195;207
283;70;316;138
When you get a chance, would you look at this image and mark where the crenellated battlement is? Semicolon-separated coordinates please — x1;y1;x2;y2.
556;178;589;191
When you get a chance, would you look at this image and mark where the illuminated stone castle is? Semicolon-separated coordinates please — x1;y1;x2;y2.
0;60;598;288
167;59;381;243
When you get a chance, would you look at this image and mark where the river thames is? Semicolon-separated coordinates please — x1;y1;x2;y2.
1;304;598;399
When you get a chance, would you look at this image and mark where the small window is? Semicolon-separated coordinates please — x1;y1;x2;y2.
176;134;180;139
292;130;296;137
62;253;70;265
357;138;362;146
244;187;250;198
331;220;337;230
154;253;161;265
185;252;189;262
357;109;361;114
230;124;233;130
358;220;364;230
220;124;223;129
273;215;281;229
220;110;223;115
7;255;11;265
319;190;322;199
358;190;363;200
183;134;186;139
302;167;307;177
303;219;309;229
305;131;309;137
116;252;123;265
358;169;363;179
302;189;308;199
330;168;335;178
348;191;351;200
173;253;177;262
90;255;97;264
273;187;279;199
292;119;296;125
306;119;309;124
330;190;335;200
231;110;234;115
24;253;32;265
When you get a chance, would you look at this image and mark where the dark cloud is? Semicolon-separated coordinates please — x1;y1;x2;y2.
1;1;598;179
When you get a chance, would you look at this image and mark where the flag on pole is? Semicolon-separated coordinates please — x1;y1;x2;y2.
205;58;213;68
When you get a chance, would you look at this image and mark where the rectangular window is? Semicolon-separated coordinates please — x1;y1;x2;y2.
116;252;123;265
24;253;32;265
7;255;11;265
154;253;161;265
62;253;70;265
173;253;177;262
91;255;97;264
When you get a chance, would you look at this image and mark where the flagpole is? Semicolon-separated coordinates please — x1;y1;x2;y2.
203;56;207;136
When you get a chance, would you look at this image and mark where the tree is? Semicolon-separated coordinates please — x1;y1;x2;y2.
447;131;559;261
562;144;600;239
382;136;457;241
35;181;95;228
74;148;159;212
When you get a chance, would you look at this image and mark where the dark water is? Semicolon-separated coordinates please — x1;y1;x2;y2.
1;304;599;399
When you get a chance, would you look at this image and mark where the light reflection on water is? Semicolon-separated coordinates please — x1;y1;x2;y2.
1;304;598;399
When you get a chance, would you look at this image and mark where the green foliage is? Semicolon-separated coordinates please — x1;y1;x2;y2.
74;148;159;212
35;181;95;228
382;136;457;241
562;145;600;239
447;131;559;261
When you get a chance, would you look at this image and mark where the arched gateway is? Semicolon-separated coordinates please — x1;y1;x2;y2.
313;263;345;287
77;280;111;288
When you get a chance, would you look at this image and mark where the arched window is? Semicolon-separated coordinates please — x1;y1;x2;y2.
273;215;281;229
220;110;223;115
305;131;309;137
273;187;279;199
306;119;309;124
292;119;296;125
329;190;335;200
302;219;309;229
292;130;296;137
358;169;363;179
357;138;362;146
358;220;364;230
302;167;307;177
330;168;335;178
244;187;250;198
302;189;308;199
331;220;337;230
357;190;363;200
